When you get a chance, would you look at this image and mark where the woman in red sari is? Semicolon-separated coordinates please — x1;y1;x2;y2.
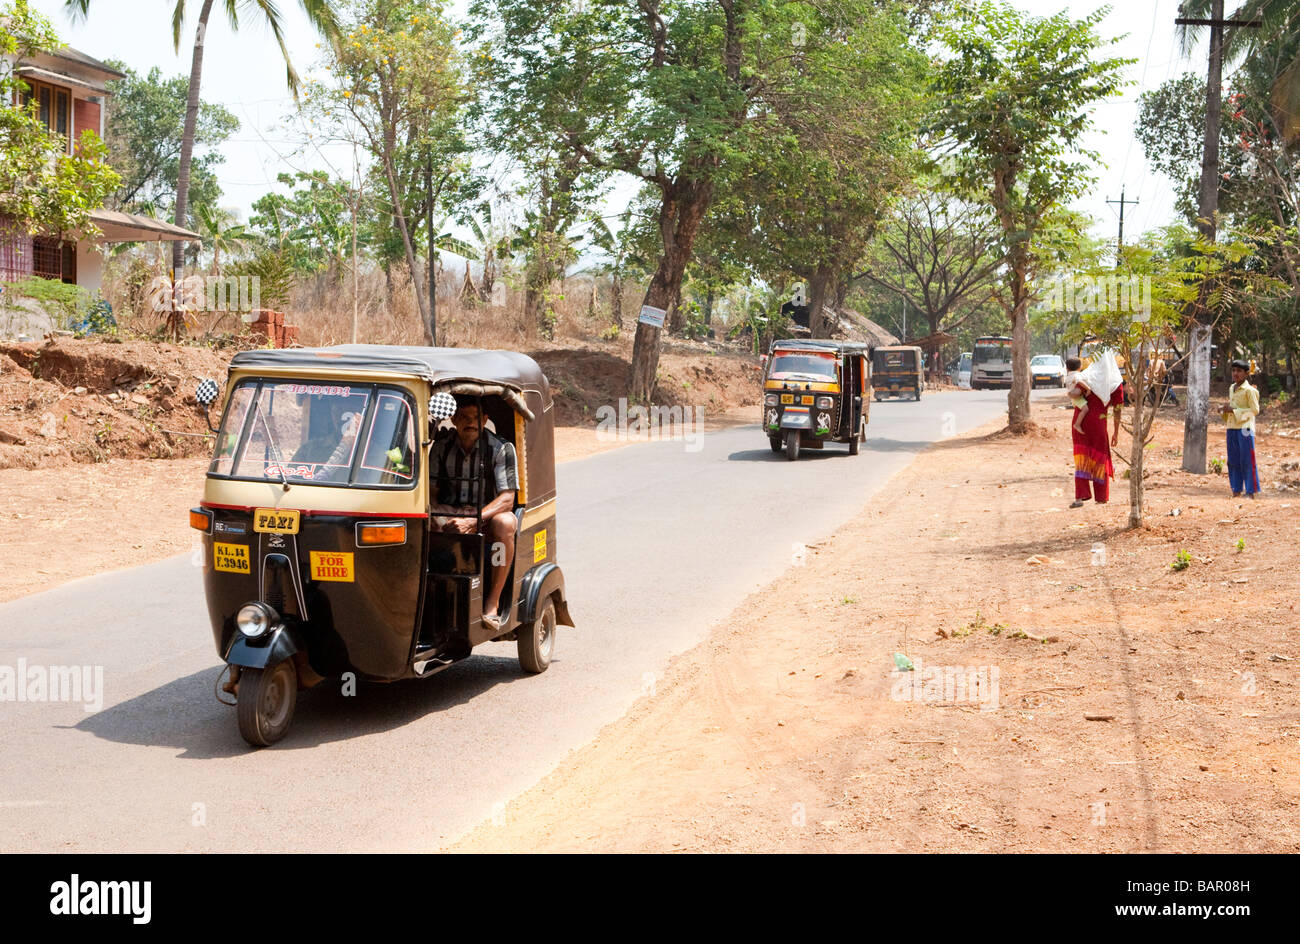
1071;381;1123;507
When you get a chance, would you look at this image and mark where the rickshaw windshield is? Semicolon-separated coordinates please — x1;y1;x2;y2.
208;379;419;488
769;352;838;381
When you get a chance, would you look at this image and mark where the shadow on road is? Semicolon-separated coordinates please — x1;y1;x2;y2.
74;653;536;758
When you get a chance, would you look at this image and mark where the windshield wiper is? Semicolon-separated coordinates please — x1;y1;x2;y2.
255;401;292;492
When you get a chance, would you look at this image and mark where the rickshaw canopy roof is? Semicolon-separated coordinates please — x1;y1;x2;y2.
229;345;552;407
770;339;873;356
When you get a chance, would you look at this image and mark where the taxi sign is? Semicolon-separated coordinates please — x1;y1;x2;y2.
254;508;300;534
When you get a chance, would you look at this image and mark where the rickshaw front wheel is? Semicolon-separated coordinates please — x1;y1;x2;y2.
784;430;800;461
236;660;298;747
849;430;861;456
519;599;556;674
768;436;782;454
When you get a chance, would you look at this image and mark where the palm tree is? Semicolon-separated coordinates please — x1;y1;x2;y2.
193;202;248;276
66;0;338;279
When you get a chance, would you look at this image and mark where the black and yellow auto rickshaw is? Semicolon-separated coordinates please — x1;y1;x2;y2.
871;345;925;401
762;339;871;460
191;345;573;746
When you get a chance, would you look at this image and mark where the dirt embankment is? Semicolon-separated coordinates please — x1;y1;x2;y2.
531;340;762;427
0;336;764;471
449;401;1300;853
0;338;230;470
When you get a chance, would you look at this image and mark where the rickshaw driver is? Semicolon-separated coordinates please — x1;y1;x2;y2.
430;399;518;630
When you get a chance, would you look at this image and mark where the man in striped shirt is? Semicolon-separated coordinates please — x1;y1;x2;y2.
431;399;518;629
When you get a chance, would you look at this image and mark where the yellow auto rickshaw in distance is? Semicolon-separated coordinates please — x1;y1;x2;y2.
871;345;925;401
762;339;871;460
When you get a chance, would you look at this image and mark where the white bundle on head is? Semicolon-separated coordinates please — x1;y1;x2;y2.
1076;350;1123;399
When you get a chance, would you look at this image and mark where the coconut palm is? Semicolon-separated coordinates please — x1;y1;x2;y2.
65;0;338;280
193;202;248;276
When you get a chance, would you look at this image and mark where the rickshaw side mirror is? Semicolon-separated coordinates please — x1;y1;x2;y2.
195;378;220;433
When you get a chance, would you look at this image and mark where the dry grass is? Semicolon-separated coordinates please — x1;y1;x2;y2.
101;256;638;352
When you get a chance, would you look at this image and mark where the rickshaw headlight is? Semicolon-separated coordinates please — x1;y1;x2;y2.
816;396;833;410
764;393;778;407
237;603;276;639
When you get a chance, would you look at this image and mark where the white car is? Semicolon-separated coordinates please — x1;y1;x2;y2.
953;352;972;389
1030;354;1066;388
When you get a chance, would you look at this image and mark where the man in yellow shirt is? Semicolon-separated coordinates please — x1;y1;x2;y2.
1222;359;1261;498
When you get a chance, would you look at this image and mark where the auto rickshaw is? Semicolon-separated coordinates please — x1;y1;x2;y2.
762;339;871;460
191;345;574;746
871;345;925;401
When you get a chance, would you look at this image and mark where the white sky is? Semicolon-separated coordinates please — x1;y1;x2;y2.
33;0;1212;246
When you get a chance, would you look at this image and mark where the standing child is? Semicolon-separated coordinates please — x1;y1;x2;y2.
1223;359;1261;498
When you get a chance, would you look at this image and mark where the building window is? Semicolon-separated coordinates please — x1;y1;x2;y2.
32;236;65;280
18;79;72;153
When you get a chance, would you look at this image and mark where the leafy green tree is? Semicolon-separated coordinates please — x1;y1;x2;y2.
930;1;1131;426
1134;74;1247;225
250;170;353;279
0;2;119;234
472;0;884;400
855;192;1004;351
66;0;339;278
303;0;474;343
102;63;239;219
707;4;927;339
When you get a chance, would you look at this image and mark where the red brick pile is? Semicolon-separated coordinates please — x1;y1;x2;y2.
248;310;300;348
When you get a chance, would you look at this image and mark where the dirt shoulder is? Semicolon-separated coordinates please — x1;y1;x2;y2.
448;398;1300;852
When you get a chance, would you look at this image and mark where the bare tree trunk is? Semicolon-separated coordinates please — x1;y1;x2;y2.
380;154;430;343
610;269;623;328
425;159;437;345
171;0;216;280
351;194;359;344
1128;334;1151;528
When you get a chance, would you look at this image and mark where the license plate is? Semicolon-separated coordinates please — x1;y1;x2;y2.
309;551;354;582
254;508;300;534
213;542;251;574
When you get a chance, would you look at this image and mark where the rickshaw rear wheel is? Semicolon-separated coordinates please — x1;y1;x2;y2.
784;430;800;461
236;660;298;747
519;599;556;674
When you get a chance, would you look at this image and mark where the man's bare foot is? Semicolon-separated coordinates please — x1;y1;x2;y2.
482;610;501;630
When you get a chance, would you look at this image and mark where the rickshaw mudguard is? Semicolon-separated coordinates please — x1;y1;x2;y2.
223;624;306;670
521;563;574;627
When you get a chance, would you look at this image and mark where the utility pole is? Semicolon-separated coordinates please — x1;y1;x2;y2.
1175;1;1260;473
1106;185;1139;268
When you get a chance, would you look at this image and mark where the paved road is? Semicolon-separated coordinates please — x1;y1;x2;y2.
0;388;1053;851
